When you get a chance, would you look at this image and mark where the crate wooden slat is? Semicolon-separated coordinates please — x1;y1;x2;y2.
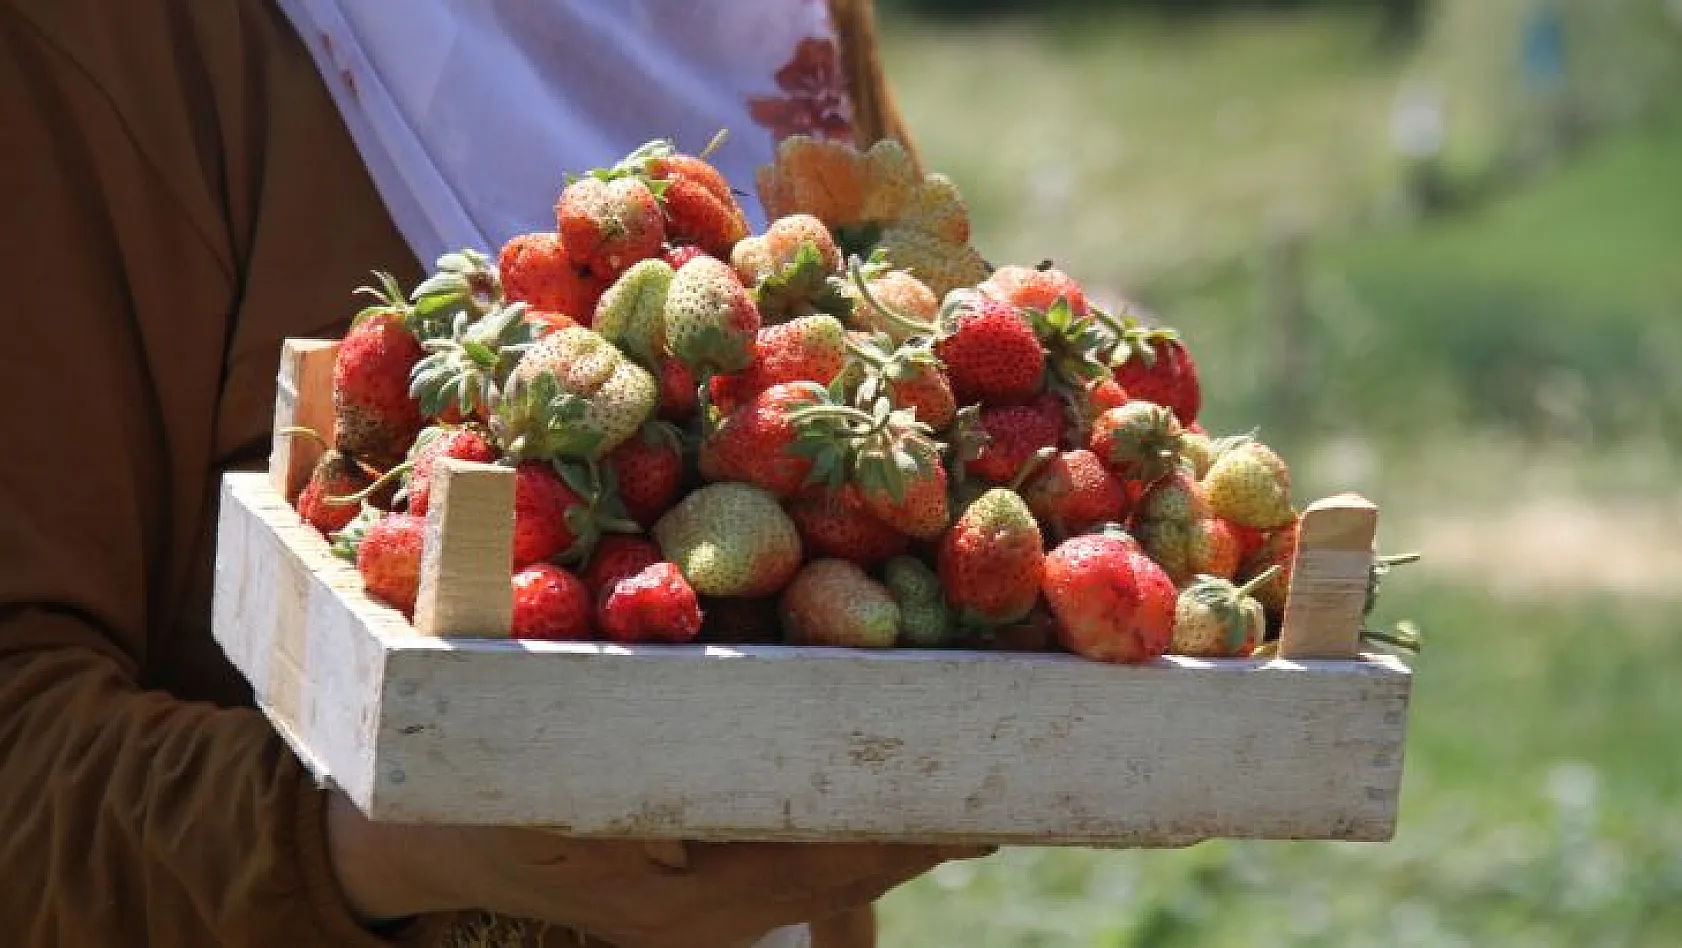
211;339;1414;846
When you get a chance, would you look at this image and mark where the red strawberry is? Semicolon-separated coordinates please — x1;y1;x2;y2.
511;564;594;641
1082;377;1130;422
656;356;699;422
698;382;829;498
840;334;957;430
1088;401;1185;489
602;422;684;528
1188;517;1242;580
579;535;664;603
662;244;710;270
1042;533;1177;664
709;313;847;415
970;402;1062;483
643;144;750;258
1228;521;1269;564
512;461;586;568
522;310;580;336
939;486;1045;627
786;485;909;568
556;176;666;280
979;264;1089;320
406;427;498;517
597;562;704;644
356;513;425;617
295;449;374;536
1021;449;1127;537
1111;328;1202;426
849;266;1044;408
334;276;427;468
498;232;610;324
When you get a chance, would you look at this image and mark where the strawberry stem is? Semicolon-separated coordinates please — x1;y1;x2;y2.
276;426;330;450
699;128;729;160
1234;565;1282;600
1007;446;1058;492
325;460;412;507
849;257;935;339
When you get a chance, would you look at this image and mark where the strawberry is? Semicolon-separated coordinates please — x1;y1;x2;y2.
295;449;375;536
656;356;699;422
1181;427;1216;478
653;482;804;598
511;564;594;641
591;258;673;370
698;382;830;499
970;402;1062;483
840;334;956;430
710;313;847;414
498;232;609;324
1110;325;1202;426
1132;470;1213;584
598;562;704;644
792;399;951;541
1203;439;1295;529
505;326;658;459
979;263;1089;319
846;267;938;344
733;214;843;287
556;175;666;280
602;421;684;528
523;310;579;335
1042;533;1177;664
1082;377;1131;420
355;512;426;617
662;244;710;270
849;267;1045;406
1088;401;1184;489
883;556;955;648
786;485;909;568
511;461;587;569
404;426;498;517
1021;449;1127;538
333;274;427;468
1169;567;1280;658
938;486;1045;628
663;256;762;380
630;136;751;259
699;595;783;644
779;560;900;648
579;535;664;603
1187;517;1242;581
1238;518;1299;614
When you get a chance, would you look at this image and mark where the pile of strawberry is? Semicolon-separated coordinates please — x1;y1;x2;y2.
290;133;1302;663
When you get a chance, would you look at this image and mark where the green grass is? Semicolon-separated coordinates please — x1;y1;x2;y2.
873;7;1682;945
878;584;1682;947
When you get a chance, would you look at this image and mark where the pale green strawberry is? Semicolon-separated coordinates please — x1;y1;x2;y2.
592;258;673;368
663;256;761;377
507;326;656;459
653;482;803;597
1203;439;1295;529
779;559;900;648
883;556;955;648
1170;567;1278;658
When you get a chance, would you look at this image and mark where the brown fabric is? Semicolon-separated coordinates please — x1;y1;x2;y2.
0;1;905;945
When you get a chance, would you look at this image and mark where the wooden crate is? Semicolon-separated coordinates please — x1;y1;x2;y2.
212;339;1413;845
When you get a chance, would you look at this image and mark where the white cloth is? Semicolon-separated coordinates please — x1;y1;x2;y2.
277;0;855;267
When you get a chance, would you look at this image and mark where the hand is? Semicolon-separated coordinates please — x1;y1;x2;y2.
325;791;986;947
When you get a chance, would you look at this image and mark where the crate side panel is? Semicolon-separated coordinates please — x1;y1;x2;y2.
213;473;398;804
369;645;1410;844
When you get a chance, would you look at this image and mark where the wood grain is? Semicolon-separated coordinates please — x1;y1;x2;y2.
268;339;340;501
214;472;1412;845
414;459;516;639
1278;494;1379;661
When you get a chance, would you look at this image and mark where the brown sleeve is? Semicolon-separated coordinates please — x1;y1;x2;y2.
830;0;922;169
0;3;440;945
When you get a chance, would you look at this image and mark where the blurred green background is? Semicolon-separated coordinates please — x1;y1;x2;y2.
870;0;1682;944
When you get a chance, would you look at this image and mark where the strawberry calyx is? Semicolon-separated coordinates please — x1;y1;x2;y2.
492;370;601;462
551;456;642;566
409;301;539;421
752;240;854;325
410;248;503;334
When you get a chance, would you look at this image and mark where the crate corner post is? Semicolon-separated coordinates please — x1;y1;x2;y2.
268;338;340;502
1278;493;1379;661
413;458;517;639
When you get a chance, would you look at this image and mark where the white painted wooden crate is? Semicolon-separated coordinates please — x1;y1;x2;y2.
213;339;1412;845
